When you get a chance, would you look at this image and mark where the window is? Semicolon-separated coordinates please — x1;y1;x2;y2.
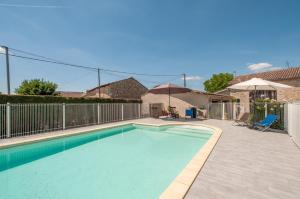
249;90;277;101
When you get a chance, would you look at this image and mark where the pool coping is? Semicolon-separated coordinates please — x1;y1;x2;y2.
0;122;132;149
134;122;222;199
0;121;222;199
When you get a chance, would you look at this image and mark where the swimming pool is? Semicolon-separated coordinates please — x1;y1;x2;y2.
0;123;217;199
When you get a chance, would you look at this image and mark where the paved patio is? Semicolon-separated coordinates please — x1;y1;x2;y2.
144;118;300;199
1;118;300;199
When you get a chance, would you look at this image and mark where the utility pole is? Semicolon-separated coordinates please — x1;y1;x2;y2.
183;73;186;87
97;68;101;98
1;46;11;95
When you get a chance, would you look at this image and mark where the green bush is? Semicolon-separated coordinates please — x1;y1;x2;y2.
203;73;234;93
0;94;141;104
15;79;58;96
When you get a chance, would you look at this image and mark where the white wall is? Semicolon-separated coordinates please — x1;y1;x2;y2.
287;103;300;147
141;92;209;117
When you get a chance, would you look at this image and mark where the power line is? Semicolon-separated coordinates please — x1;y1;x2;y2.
0;45;186;94
1;47;181;77
0;52;97;71
9;47;64;63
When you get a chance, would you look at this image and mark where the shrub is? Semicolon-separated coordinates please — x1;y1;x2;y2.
15;79;58;96
0;94;141;104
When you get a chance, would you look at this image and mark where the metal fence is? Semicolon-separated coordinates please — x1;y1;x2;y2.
208;103;235;120
0;103;141;139
0;104;6;139
207;102;285;129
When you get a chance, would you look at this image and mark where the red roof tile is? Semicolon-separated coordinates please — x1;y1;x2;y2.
230;67;300;85
58;91;85;98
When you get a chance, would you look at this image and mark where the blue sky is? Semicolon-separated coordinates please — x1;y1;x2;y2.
1;0;300;93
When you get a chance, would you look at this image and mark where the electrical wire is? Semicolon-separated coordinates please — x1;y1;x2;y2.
1;47;182;77
9;47;65;63
0;46;189;91
0;52;97;71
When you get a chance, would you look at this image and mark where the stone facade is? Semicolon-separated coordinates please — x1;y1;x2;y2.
229;90;250;111
228;78;300;104
277;87;300;102
226;67;300;104
85;77;148;100
275;79;300;87
226;66;300;104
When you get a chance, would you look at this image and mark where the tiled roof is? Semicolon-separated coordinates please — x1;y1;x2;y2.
230;67;300;85
86;77;148;93
57;91;85;98
192;90;233;98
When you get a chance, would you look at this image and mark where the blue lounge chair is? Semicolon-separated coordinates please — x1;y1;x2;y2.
254;114;278;131
185;107;197;119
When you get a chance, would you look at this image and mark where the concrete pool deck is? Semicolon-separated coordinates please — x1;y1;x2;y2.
1;118;300;199
143;118;300;199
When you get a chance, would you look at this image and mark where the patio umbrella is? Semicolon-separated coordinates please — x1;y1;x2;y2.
228;78;292;91
148;83;191;108
228;78;292;124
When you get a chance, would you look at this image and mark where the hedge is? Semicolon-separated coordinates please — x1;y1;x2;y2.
0;94;141;104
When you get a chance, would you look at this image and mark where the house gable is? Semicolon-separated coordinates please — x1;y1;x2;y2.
85;77;148;99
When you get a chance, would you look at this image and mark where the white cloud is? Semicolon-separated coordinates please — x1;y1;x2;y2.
181;75;202;81
247;62;283;72
248;62;273;71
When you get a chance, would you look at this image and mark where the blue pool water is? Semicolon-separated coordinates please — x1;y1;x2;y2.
0;124;212;199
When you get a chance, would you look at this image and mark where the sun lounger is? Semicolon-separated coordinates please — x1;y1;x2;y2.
233;112;250;126
254;114;278;131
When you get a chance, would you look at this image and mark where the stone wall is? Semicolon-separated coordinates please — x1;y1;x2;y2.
229;90;250;112
108;78;148;99
228;87;300;104
277;88;300;102
275;79;300;87
227;78;300;105
86;78;148;99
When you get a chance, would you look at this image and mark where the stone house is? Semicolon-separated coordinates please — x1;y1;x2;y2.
84;77;148;100
216;67;300;106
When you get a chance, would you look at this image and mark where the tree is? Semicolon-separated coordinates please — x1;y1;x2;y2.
203;73;234;93
15;79;58;95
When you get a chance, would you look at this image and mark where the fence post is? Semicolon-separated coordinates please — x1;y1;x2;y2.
138;103;141;118
97;103;100;124
6;103;11;138
222;102;225;120
284;103;289;131
207;103;210;119
264;102;268;117
62;103;66;130
232;102;236;120
122;104;124;120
